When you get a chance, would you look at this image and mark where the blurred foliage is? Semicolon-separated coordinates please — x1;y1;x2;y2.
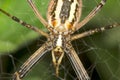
0;0;120;80
0;0;49;53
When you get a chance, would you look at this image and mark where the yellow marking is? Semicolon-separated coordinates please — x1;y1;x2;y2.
52;20;58;27
65;21;75;31
67;22;73;30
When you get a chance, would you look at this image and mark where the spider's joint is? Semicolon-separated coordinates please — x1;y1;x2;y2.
101;0;106;5
13;72;21;80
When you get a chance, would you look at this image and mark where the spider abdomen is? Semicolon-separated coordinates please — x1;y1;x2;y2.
47;0;82;32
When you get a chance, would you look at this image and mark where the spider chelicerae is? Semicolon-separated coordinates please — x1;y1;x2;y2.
0;0;119;80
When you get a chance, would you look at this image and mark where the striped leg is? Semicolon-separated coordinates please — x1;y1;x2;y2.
0;8;48;37
76;0;107;31
66;46;90;80
27;0;48;27
71;23;120;41
13;43;49;80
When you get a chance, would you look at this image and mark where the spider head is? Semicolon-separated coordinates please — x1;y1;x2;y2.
52;46;64;76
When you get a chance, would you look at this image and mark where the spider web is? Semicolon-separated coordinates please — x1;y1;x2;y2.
0;0;120;80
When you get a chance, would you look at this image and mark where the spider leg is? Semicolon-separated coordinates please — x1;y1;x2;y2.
76;0;107;31
71;23;120;41
66;45;90;80
0;8;48;37
27;0;48;27
13;43;49;80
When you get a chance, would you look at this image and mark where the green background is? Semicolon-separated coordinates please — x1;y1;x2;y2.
0;0;120;80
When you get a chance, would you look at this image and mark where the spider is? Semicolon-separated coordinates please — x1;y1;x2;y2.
0;0;119;80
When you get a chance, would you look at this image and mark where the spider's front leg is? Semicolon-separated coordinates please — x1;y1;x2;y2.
12;43;50;80
27;0;48;27
76;0;107;30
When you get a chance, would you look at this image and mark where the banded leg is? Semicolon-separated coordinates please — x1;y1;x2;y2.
76;0;107;31
13;43;49;80
0;8;48;37
27;0;48;27
66;46;90;80
71;23;120;41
